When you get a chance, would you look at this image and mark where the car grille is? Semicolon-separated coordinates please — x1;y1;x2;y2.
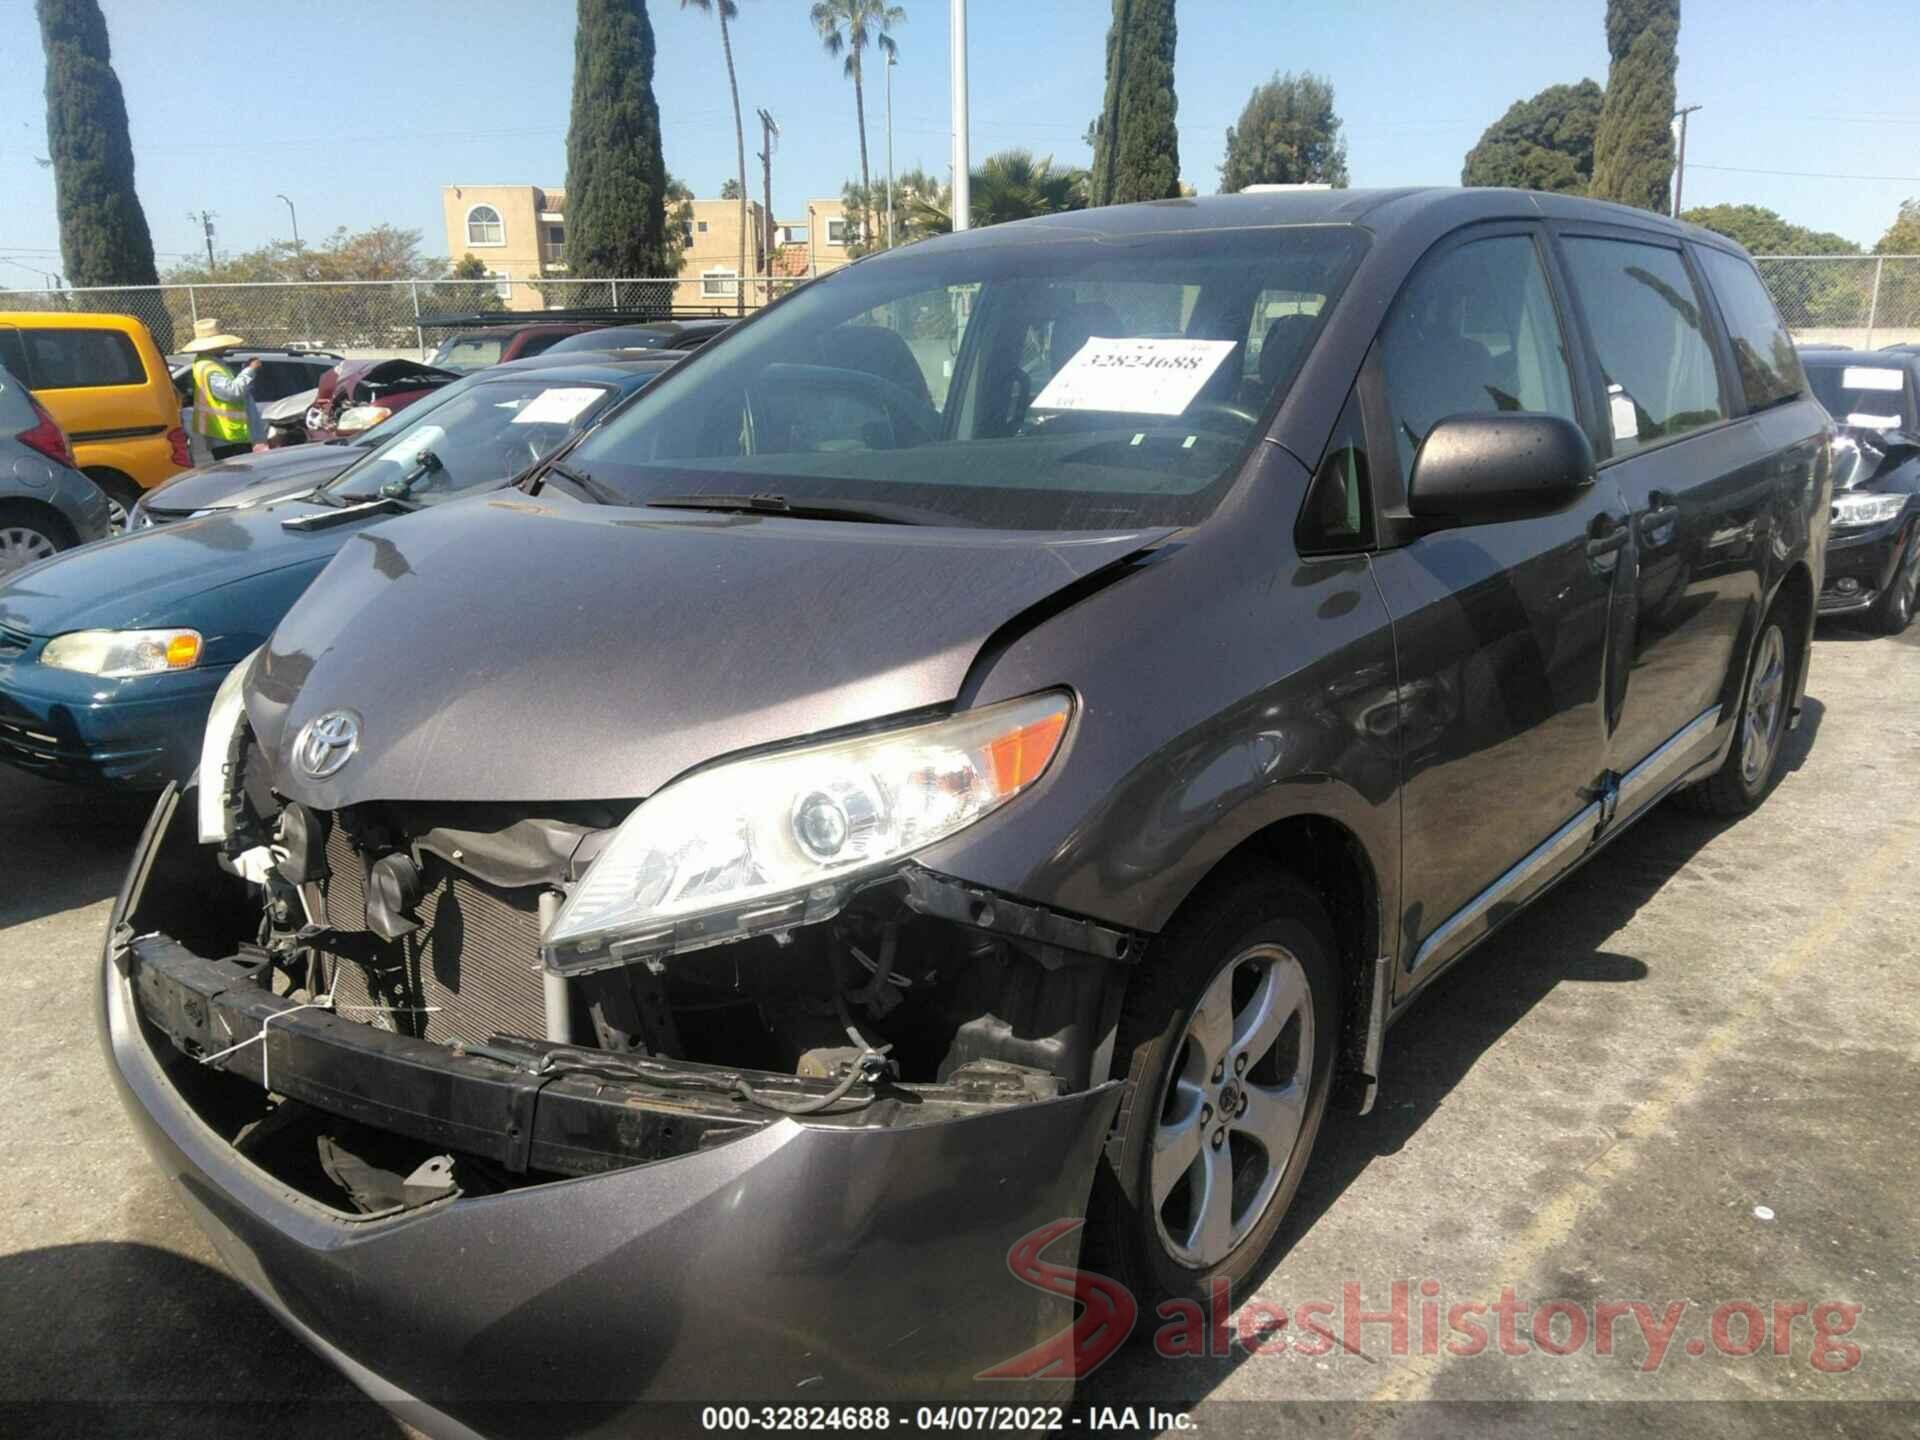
318;824;548;1046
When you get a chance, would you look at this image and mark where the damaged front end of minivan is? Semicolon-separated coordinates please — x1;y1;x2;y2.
101;642;1136;1421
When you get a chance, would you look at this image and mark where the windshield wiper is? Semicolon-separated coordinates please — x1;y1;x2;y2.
645;492;962;526
541;459;628;506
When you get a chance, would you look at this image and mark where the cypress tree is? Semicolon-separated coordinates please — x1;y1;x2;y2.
36;0;161;291
1090;0;1181;207
565;0;674;282
1588;0;1679;214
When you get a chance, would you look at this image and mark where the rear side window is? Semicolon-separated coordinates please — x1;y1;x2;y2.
1695;247;1804;412
23;327;146;389
1381;233;1579;484
1560;238;1725;457
514;332;567;359
0;366;39;428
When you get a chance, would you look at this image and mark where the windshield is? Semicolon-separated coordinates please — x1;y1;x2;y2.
565;224;1365;530
1805;361;1914;432
429;334;507;374
325;377;613;502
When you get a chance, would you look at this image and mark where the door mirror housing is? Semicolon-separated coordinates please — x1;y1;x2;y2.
1407;413;1595;525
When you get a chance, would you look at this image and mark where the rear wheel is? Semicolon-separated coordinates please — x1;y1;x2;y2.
1868;527;1920;636
1089;870;1340;1309
84;468;144;532
1679;607;1795;817
0;502;72;577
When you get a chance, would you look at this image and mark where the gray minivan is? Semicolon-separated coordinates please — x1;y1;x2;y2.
105;188;1829;1424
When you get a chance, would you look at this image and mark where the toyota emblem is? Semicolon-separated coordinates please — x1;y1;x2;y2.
292;710;361;780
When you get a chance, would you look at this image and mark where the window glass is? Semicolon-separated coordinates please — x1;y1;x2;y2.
565;225;1367;531
429;335;507;374
1803;360;1915;431
23;328;146;389
1297;387;1372;553
1694;246;1803;412
1381;234;1578;483
0;330;31;383
0;366;39;428
467;205;504;245
1561;237;1726;455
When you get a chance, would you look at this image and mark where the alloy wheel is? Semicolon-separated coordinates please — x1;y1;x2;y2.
0;524;59;577
1740;624;1787;786
106;496;130;532
1151;943;1314;1269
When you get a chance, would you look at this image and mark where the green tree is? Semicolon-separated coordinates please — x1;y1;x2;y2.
1681;204;1858;256
886;151;1088;241
683;1;750;312
1589;0;1679;214
566;0;674;278
1876;199;1920;255
1090;0;1181;206
1219;71;1349;193
35;0;165;338
810;0;904;257
1462;80;1604;193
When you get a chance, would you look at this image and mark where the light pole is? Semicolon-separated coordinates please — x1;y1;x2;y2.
950;0;969;231
275;193;300;250
1670;106;1701;218
886;51;897;248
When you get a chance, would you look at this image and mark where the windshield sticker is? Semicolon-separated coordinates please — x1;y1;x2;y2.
1840;367;1904;392
509;387;604;426
1032;337;1239;417
1845;412;1901;429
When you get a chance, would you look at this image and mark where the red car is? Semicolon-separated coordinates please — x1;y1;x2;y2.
292;357;462;446
426;322;606;375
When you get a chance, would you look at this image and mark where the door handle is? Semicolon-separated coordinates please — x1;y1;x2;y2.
1586;513;1630;569
1637;491;1681;544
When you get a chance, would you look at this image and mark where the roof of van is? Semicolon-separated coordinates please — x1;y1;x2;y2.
0;310;163;334
904;187;1742;255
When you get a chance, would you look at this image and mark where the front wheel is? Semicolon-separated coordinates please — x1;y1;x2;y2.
1868;527;1920;636
1089;871;1340;1309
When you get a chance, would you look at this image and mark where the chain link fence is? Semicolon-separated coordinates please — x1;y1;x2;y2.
1753;255;1920;349
0;276;797;360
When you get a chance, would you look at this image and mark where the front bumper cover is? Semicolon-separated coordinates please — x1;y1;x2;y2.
101;786;1124;1430
1820;514;1914;613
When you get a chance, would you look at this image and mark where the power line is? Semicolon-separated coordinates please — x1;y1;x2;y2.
1690;162;1920;184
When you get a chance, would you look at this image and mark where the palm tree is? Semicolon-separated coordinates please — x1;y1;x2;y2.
809;0;904;249
683;0;750;313
903;151;1088;235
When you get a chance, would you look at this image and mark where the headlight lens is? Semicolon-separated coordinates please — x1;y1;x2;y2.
543;691;1073;973
197;647;261;843
1832;492;1907;528
42;628;202;678
334;404;390;435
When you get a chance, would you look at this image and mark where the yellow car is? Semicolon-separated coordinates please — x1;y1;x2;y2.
0;311;189;525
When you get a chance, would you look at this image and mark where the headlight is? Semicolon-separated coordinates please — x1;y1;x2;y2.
42;628;201;678
197;647;262;843
334;404;390;435
1831;492;1907;528
543;691;1073;974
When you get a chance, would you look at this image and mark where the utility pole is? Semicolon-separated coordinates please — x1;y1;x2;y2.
950;0;969;231
756;108;779;273
189;210;217;269
275;194;300;250
1671;105;1702;218
886;51;897;248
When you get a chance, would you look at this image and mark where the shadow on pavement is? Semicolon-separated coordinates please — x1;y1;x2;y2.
1084;698;1825;1407
0;1241;401;1439
0;768;155;928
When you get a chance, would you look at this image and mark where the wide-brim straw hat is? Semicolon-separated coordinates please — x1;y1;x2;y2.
181;317;244;353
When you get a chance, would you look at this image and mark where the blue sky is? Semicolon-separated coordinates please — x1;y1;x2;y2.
0;0;1915;284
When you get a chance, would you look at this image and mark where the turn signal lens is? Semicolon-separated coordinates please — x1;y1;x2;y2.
165;632;201;669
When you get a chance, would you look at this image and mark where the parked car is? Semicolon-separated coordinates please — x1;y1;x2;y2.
127;350;689;529
0;310;188;525
0;362;111;576
425;320;606;374
0;355;675;788
166;347;343;411
541;318;734;354
104;189;1828;1420
1800;347;1920;630
299;356;461;445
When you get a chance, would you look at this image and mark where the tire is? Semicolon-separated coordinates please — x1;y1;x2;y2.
1867;527;1920;636
83;468;144;533
1087;868;1340;1311
0;501;73;578
1678;605;1796;817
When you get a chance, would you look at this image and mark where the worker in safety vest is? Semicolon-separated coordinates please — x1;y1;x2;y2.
181;317;263;465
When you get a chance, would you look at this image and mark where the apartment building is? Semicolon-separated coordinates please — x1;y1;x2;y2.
439;185;568;312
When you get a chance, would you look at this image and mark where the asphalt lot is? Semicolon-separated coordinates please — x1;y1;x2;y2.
1;620;1916;1437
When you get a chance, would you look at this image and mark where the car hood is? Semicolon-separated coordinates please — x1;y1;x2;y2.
141;444;362;516
251;496;1173;808
0;497;366;637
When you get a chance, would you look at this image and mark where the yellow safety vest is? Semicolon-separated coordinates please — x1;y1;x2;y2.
191;358;251;444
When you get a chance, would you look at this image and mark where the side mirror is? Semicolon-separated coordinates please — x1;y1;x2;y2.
1407;412;1595;525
